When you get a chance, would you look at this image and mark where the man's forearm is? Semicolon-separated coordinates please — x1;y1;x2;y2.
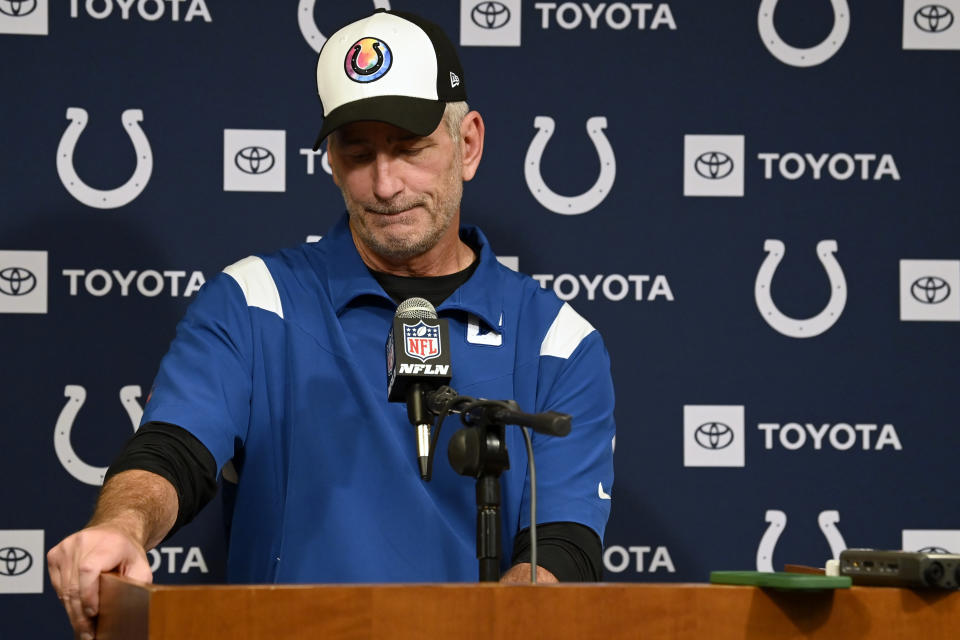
87;469;178;550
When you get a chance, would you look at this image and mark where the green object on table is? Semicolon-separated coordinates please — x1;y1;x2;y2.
710;571;852;590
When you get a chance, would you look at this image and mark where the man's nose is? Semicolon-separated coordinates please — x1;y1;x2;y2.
372;153;404;201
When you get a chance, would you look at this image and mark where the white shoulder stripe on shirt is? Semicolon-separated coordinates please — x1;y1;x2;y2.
540;302;595;359
223;256;284;319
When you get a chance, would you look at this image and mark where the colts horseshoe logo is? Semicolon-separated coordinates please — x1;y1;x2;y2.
524;116;616;216
345;37;392;83
757;509;847;572
56;107;153;210
54;385;143;486
298;0;391;52
757;0;850;67
755;239;847;338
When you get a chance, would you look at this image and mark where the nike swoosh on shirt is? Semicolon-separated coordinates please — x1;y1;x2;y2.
598;482;611;500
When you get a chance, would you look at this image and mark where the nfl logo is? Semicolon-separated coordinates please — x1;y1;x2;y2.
404;321;441;363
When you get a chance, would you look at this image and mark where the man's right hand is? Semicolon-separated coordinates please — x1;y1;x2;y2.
47;524;154;640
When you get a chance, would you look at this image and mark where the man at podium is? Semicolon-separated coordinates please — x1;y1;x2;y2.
48;9;616;639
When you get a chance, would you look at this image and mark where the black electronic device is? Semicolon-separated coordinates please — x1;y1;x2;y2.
839;549;960;589
386;300;452;403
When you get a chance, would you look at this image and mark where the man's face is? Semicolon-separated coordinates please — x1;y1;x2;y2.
328;119;463;262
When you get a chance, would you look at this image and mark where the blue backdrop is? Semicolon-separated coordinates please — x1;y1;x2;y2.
2;1;959;637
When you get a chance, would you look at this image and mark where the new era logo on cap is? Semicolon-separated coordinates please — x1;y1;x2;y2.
450;72;460;88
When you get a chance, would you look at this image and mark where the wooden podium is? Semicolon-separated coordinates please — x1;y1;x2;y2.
98;574;959;639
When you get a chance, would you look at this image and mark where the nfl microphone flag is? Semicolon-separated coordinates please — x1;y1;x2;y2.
387;314;452;402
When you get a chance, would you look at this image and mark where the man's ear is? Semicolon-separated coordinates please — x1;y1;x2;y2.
459;111;485;182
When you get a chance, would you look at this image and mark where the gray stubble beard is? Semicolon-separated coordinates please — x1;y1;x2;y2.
339;155;464;262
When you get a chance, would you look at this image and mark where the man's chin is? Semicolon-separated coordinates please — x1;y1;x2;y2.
349;207;453;261
370;232;429;257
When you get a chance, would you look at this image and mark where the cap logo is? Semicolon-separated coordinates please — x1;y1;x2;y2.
345;37;392;83
450;72;460;88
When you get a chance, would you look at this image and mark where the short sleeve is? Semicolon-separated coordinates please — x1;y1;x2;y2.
521;304;616;540
141;273;253;472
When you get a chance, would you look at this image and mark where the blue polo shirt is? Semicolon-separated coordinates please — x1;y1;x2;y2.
142;214;615;583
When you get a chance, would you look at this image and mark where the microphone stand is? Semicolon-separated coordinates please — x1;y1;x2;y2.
428;387;571;583
448;408;509;582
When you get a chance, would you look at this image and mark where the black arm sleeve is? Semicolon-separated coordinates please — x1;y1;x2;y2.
103;421;218;541
510;521;604;581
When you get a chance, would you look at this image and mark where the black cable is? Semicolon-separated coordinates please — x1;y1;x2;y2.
511;523;602;581
521;426;536;584
426;390;562;584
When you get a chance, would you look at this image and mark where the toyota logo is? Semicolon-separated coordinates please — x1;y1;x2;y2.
918;546;952;554
0;267;37;296
694;151;734;180
234;146;276;175
694;422;734;450
0;547;33;577
910;276;951;304
471;1;511;29
0;0;37;17
914;5;954;33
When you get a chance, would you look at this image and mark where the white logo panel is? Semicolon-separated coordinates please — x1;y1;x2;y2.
683;405;745;468
900;259;960;321
903;0;960;49
461;0;521;46
0;530;44;593
0;250;47;314
224;129;286;192
683;135;744;197
496;255;519;272
902;529;960;553
0;0;47;35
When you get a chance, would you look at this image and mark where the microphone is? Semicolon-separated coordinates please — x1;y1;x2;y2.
386;297;452;479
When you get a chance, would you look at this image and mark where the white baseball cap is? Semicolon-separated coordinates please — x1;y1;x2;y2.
313;10;468;150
